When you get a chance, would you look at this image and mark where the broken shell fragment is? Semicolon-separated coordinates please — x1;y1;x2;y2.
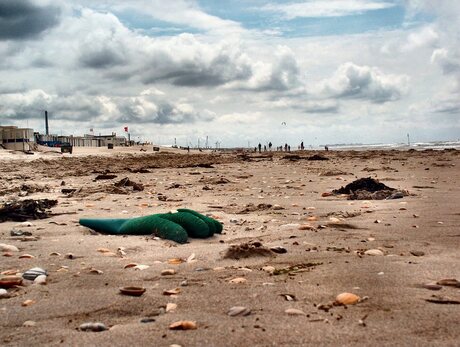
229;277;247;284
19;254;35;259
169;320;197;330
227;306;251;317
0;275;23;288
119;286;146;296
79;322;108;332
285;308;306;316
168;258;185;265
335;293;360;305
163;288;181;296
161;269;177;276
436;278;460;287
166;303;177;312
22;299;36;307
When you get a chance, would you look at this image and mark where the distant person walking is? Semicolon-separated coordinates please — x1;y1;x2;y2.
258;143;262;153
300;141;304;150
268;142;272;151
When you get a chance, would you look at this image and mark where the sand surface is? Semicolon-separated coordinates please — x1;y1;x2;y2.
1;147;459;346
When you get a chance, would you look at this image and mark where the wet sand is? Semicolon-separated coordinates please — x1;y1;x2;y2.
1;147;459;346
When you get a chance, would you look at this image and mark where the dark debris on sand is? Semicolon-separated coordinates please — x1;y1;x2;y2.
223;241;275;259
333;177;409;200
0;199;58;222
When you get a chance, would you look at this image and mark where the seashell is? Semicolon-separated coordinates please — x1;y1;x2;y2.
422;283;442;291
186;253;196;263
119;286;146;296
49;252;61;256
34;275;47;285
22;299;36;307
285;308;306;316
123;263;138;269
89;269;103;275
169;320;197;330
168;258;184;265
19;254;35;259
0;275;23;288
166;303;177;312
307;216;318;221
229;277;247;284
0;288;9;298
0;243;19;252
163;288;181;296
1;269;19;276
270;246;287;254
364;249;384;256
134;264;149;271
79;322;108;332
329;217;341;223
22;267;47;281
227;306;251;317
3;252;13;257
96;248;112;253
436;278;460;287
335;292;360;305
298;224;315;230
23;320;36;327
161;269;176;276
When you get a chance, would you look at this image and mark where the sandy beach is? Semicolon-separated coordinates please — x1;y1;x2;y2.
0;147;459;346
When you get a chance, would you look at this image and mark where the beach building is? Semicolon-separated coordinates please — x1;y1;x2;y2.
35;132;127;147
0;125;35;151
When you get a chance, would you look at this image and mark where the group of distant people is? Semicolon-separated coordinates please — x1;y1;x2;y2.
254;141;330;153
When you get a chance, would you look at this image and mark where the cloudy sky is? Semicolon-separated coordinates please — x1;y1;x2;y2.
0;0;459;147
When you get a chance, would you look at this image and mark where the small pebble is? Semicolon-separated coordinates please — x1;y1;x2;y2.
410;250;425;257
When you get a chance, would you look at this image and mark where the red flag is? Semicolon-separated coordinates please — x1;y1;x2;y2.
124;126;128;132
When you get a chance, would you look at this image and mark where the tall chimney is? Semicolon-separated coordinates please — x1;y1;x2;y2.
45;110;49;135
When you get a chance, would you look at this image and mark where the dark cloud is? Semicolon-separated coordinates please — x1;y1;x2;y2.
141;51;252;87
0;0;61;40
79;46;126;69
0;92;103;122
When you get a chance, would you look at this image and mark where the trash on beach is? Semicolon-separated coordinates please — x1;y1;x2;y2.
22;267;47;281
79;208;222;243
331;177;409;200
0;199;58;222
